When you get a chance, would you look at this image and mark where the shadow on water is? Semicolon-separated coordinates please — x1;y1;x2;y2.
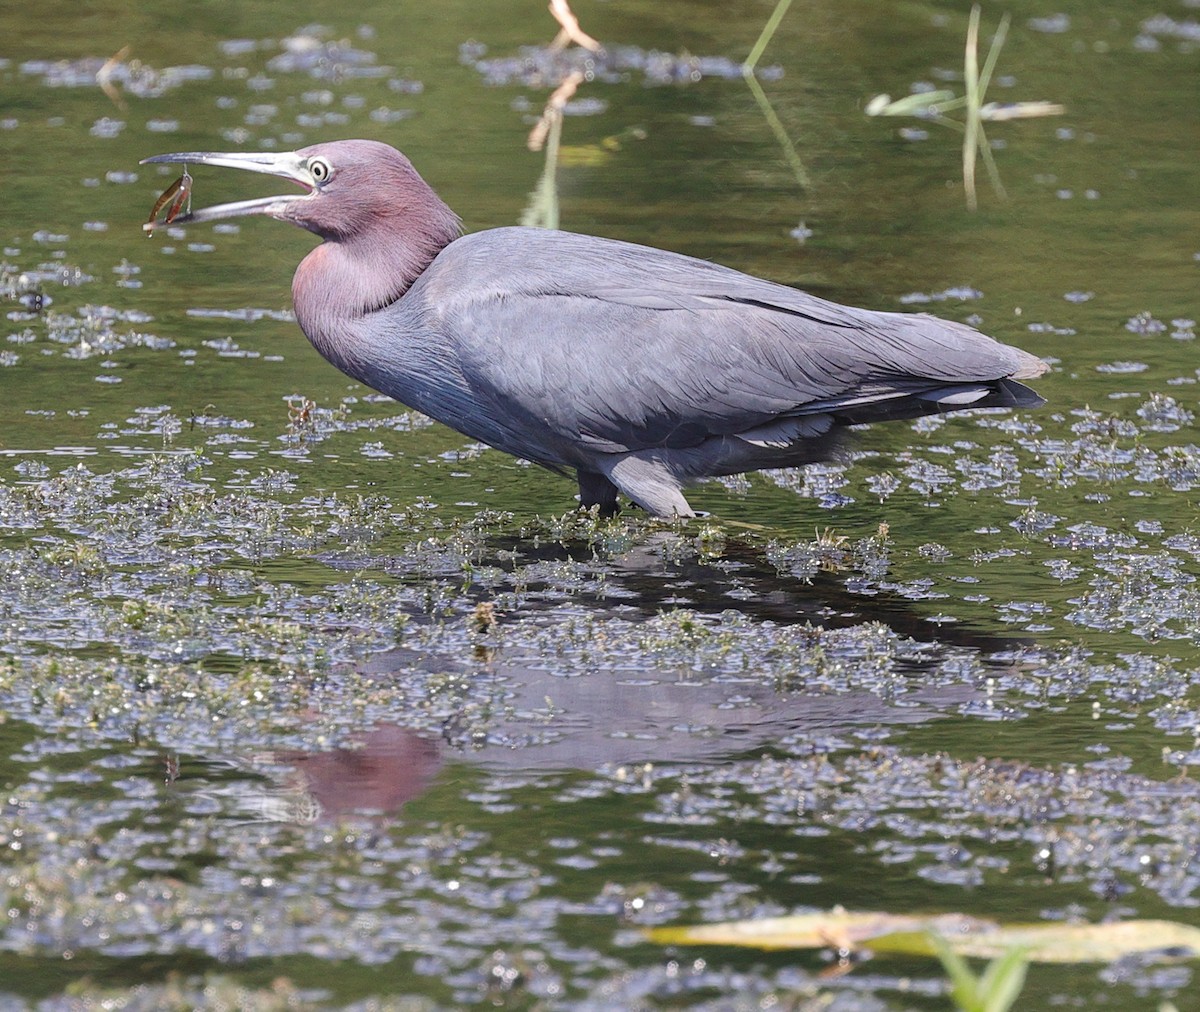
472;533;1035;653
320;513;1037;646
281;528;1037;780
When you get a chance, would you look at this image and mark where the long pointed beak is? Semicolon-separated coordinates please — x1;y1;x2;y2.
140;150;315;230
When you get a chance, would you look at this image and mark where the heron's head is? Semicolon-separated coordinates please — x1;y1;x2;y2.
141;139;460;243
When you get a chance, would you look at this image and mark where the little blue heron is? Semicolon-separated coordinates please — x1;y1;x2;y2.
142;140;1046;517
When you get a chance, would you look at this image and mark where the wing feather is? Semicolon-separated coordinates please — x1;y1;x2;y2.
411;228;1045;456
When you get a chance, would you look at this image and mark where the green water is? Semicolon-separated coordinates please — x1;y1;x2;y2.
2;0;1199;1007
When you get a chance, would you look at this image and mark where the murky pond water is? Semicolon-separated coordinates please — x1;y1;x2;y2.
1;0;1198;1007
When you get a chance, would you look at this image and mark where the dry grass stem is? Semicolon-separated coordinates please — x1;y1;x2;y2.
527;70;585;151
548;0;602;52
97;44;131;110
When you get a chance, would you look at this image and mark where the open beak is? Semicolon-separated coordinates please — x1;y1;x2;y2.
139;150;315;230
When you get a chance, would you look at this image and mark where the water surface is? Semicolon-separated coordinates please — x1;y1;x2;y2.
1;0;1199;1007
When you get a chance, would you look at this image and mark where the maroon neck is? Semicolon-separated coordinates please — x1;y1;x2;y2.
291;190;460;375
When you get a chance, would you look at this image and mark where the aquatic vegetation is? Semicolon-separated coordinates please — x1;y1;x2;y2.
741;0;809;189
652;908;1200;965
866;6;1065;208
465;39;771;90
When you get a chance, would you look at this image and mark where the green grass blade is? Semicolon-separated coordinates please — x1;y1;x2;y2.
741;0;808;189
978;13;1011;99
744;71;810;189
978;946;1029;1012
962;5;982;209
929;933;983;1011
744;0;795;72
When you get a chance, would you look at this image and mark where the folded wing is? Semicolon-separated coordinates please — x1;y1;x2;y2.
417;228;1046;458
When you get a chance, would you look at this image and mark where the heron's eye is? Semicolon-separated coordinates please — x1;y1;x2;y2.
308;157;333;183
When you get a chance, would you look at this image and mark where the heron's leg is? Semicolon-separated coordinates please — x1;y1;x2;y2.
577;469;619;516
600;455;696;518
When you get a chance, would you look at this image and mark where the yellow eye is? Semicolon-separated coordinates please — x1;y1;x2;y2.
308;157;333;183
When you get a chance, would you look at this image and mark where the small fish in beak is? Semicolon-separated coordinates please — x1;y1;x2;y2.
145;167;192;236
